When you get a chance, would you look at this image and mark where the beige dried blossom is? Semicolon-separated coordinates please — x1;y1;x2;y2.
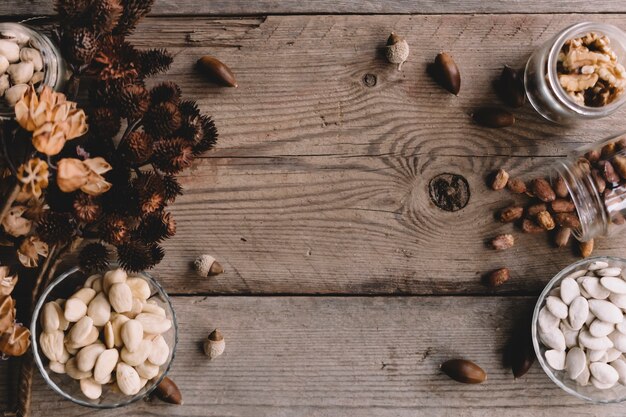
14;86;88;156
57;157;112;196
0;266;17;296
16;158;49;198
1;206;31;237
17;236;49;268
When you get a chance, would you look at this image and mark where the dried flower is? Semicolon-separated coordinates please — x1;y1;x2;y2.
114;0;155;36
0;267;18;296
88;106;121;137
79;242;110;272
138;211;176;242
117;83;149;119
73;193;102;223
2;206;32;237
57;157;112;195
143;101;181;137
94;36;139;83
192;115;218;155
37;212;74;245
0;323;31;357
138;49;173;77
55;0;90;23
0;296;15;333
117;240;158;272
17;236;49;268
152;138;194;174
100;214;131;245
150;81;180;105
15;86;88;155
16;158;49;198
62;27;99;66
89;0;123;33
119;131;153;164
162;175;183;202
133;172;165;214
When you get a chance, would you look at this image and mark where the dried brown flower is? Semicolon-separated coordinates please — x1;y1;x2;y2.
17;236;48;268
0;267;18;296
118;83;149;119
57;157;112;196
89;0;123;33
133;172;165;214
17;158;49;198
193;115;218;155
117;240;157;272
79;242;110;273
138;211;176;242
162;175;183;202
73;193;102;223
0;323;31;357
88;106;121;137
143;101;181;137
2;206;32;237
100;214;131;245
62;27;99;66
152;138;194;174
150;81;180;105
37;212;74;245
114;0;155;36
119;131;153;164
138;49;173;77
94;36;139;82
0;296;15;333
55;0;90;23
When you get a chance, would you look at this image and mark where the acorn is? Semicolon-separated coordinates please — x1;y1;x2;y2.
429;52;461;95
472;107;515;128
385;33;409;70
196;56;238;87
441;359;487;384
203;329;225;360
154;376;183;405
193;254;224;277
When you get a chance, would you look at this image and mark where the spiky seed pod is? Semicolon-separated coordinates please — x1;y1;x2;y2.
89;0;123;33
79;242;110;273
138;49;173;77
117;83;149;120
193;116;218;156
119;131;153;164
62;27;98;66
133;172;165;214
152;138;194;174
143;102;181;137
100;214;131;245
178;100;200;119
114;0;154;36
94;36;140;83
162;175;183;202
150;82;181;106
73;193;102;223
88;106;121;137
138;211;176;243
149;243;164;264
117;240;156;272
36;212;74;245
55;0;90;23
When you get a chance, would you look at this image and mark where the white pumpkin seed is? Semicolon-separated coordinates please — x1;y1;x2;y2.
540;328;566;351
589;299;624;324
609;331;626;352
617;320;626;334
546;296;568;319
566;347;586;379
591;376;616;389
568;296;589;330
597;267;622;277
607;348;622;363
576;364;591;386
579;329;613;350
539;306;559;331
545;349;566;370
582;277;611;300
610;293;626;309
590;362;620;384
588;261;609;271
611;358;626;384
601;277;626;294
560;277;580;305
589;319;615;338
588;349;608;362
560;322;579;348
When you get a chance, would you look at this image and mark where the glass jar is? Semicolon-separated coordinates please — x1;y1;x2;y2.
525;22;626;124
0;22;70;119
554;131;626;241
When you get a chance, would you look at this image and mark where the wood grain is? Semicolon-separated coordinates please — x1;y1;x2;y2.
117;14;626;295
4;1;626;16
15;296;625;416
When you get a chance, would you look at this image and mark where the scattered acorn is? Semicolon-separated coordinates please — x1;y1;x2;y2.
197;56;238;87
428;52;461;95
472;107;515;128
385;33;409;70
203;329;225;360
194;254;224;277
154;376;183;405
440;359;487;384
497;65;525;108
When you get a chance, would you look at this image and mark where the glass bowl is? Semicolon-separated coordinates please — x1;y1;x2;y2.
31;266;178;408
532;256;626;403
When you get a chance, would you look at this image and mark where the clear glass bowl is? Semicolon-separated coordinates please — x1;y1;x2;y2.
532;256;626;403
30;266;178;408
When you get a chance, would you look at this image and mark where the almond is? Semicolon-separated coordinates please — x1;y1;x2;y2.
70;288;97;305
135;360;159;379
76;342;106;372
599;160;619;184
507;178;526;194
491;234;514;250
41;301;61;333
116;362;141;396
555;227;572;248
579;239;594;258
551;199;575;213
490;168;509;190
68;316;94;344
109;282;133;313
530;178;556;202
536;211;556;230
147;334;169;366
65;357;91;380
487;268;510;287
94;348;119;384
103;268;127;295
110;314;131;348
136;313;172;335
121;319;143;353
40;330;65;362
553;175;569;198
585;150;601;163
522;218;544;233
126;277;151;301
87;292;111;327
64;298;87;322
612;154;626;178
527;203;547;217
121;339;152;366
556;213;581;229
141;302;166;317
80;377;102;400
591;169;606;193
104;321;115;349
498;206;523;223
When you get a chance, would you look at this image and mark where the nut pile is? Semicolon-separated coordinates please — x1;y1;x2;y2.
39;268;172;400
0;31;45;106
538;260;626;389
557;32;626;107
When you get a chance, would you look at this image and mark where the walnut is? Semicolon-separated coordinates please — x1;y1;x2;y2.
562;49;609;70
559;73;598;92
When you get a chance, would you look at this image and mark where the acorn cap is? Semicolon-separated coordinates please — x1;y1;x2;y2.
208;329;223;342
194;254;224;277
386;32;404;45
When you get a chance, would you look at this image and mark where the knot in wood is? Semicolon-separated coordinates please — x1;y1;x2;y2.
362;73;377;87
428;173;470;212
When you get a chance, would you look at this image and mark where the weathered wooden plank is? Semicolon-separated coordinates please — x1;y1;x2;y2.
121;15;626;294
3;0;626;16
18;296;626;416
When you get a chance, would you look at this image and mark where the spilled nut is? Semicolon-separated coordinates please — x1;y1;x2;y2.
203;329;225;360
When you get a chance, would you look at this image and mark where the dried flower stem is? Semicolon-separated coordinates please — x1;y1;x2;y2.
117;118;142;151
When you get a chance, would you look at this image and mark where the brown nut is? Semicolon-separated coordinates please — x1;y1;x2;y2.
599;160;620;184
579;239;594;258
441;359;487;384
154;376;183;405
553;176;569;198
428;52;460;95
522;218;544;233
507;178;527;194
616;138;626;151
526;203;547;217
601;142;616;159
487;268;510;288
551;199;575;213
490;168;509;190
497;65;525;108
473;107;515;128
498;206;524;223
585;149;601;163
612;155;626;178
591;169;607;193
530;178;556;202
555;212;581;229
554;227;572;248
511;338;535;379
491;234;514;250
197;56;238;87
536;211;555;230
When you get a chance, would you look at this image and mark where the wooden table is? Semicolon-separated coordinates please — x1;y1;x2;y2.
2;1;626;415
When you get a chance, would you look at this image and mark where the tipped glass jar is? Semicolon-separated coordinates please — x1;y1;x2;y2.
525;22;626;124
554;131;626;241
0;22;69;119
